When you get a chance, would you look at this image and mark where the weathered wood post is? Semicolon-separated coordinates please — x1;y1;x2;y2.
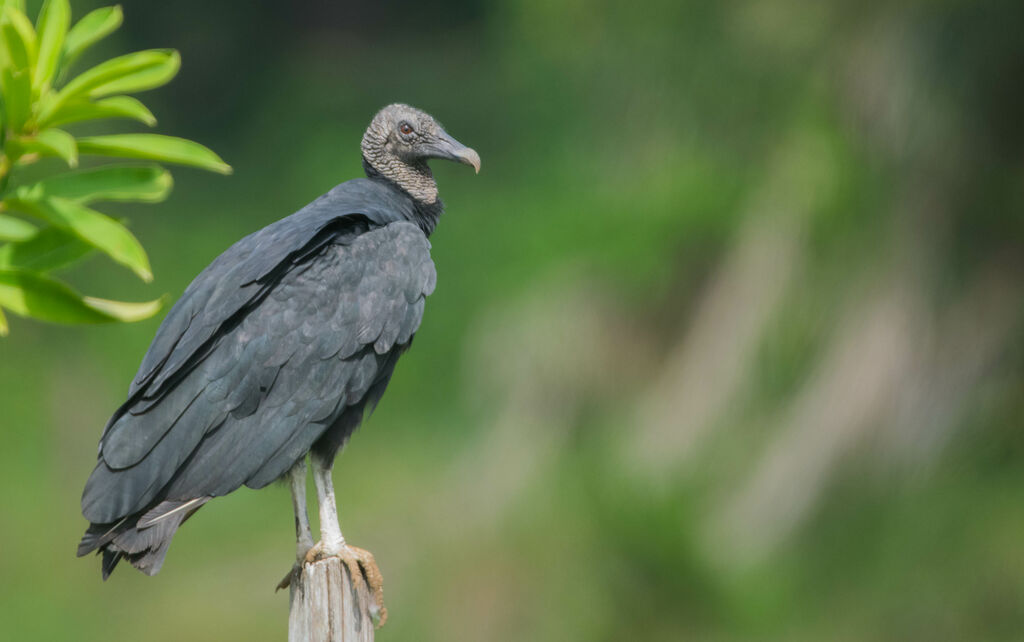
286;557;380;642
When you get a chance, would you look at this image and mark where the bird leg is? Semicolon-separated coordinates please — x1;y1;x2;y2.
276;457;315;591
304;452;387;626
311;452;345;553
292;458;316;558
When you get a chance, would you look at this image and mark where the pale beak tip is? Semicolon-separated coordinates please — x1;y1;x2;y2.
460;148;481;174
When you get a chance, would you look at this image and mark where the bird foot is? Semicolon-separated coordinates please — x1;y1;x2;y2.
280;541;387;627
276;561;302;592
275;538;316;592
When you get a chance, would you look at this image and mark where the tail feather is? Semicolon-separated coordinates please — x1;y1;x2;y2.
101;550;123;580
78;497;210;579
78;519;126;557
138;497;208;528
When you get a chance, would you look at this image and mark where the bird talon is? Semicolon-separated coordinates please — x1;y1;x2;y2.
297;543;387;627
303;541;325;566
347;545;387;627
276;564;299;591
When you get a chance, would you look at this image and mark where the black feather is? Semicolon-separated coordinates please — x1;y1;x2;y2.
79;177;438;577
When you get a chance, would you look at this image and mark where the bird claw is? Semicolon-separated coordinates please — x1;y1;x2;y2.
286;542;387;627
276;562;301;591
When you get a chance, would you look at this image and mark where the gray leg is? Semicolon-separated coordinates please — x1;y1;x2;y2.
311;452;346;553
276;457;316;591
288;457;315;561
306;452;388;625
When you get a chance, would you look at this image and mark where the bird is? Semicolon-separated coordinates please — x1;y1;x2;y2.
77;104;480;619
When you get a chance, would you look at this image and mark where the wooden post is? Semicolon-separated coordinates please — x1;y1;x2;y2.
287;557;378;642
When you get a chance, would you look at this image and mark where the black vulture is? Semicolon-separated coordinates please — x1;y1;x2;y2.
77;104;480;615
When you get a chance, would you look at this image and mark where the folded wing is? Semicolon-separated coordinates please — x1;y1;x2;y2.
81;220;435;524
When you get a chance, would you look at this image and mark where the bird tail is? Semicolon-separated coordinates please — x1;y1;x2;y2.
78;497;210;580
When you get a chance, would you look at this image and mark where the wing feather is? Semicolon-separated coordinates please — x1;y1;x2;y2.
81;220;435;524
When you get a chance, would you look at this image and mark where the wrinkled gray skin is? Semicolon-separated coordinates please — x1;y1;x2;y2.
78;104;479;579
362;103;480;206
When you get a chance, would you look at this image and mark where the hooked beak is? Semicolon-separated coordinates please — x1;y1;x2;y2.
424;129;481;174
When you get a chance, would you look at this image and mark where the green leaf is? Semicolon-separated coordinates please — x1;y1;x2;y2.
7;195;152;280
0;214;37;240
94;52;180;97
10;127;77;165
0;1;26;13
41;49;178;121
39;95;156;128
15;164;173;204
81;294;163;322
0;67;30;131
0;267;162;324
35;127;77;165
0;225;93;272
32;0;70;91
62;5;122;69
76;134;232;174
1;6;37;72
0;304;8;335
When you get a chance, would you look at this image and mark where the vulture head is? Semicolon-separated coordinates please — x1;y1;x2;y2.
361;103;480;205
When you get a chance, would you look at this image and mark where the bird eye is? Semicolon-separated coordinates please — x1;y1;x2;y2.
399;122;414;136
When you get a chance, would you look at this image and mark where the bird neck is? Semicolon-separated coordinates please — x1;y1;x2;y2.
362;155;443;236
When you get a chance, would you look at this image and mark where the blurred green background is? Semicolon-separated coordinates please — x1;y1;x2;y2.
2;0;1023;640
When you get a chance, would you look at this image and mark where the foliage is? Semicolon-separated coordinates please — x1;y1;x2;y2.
0;0;230;336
